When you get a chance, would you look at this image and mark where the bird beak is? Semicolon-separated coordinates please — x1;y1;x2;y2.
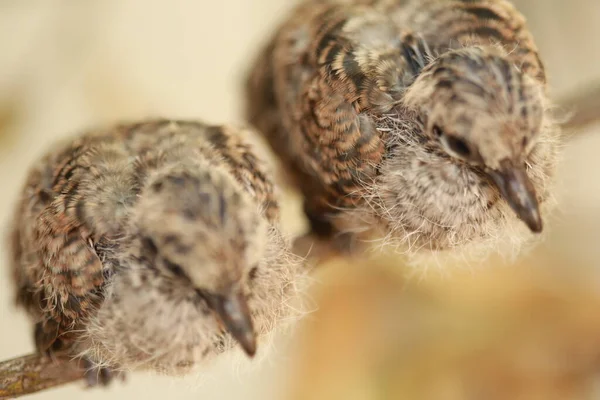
210;291;257;357
486;160;543;233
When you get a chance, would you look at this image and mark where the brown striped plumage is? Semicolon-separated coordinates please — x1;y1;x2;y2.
246;0;560;256
9;119;304;379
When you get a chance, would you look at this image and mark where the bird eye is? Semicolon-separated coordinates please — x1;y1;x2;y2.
195;288;209;301
142;237;159;257
248;265;259;281
443;136;472;158
432;125;473;159
164;258;188;279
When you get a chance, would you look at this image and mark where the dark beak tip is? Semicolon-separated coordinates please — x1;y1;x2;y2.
520;202;543;234
527;218;543;234
487;162;544;235
517;208;543;234
242;342;257;358
211;292;258;358
237;333;257;358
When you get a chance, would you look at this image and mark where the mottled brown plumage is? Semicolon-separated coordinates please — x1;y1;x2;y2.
246;0;560;256
9;119;305;379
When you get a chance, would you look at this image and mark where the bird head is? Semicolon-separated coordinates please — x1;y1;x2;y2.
402;46;546;233
132;163;268;357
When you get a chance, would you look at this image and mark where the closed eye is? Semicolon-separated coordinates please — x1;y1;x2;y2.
195;288;210;302
434;125;482;163
248;265;259;281
164;258;188;280
444;136;471;158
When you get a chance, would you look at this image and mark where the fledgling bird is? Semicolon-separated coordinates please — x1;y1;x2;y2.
246;0;561;257
8;119;305;383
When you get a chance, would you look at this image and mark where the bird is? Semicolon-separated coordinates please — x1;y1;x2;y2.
8;119;305;383
245;0;561;257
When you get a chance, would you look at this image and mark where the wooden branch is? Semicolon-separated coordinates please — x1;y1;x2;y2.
0;352;84;399
558;83;600;133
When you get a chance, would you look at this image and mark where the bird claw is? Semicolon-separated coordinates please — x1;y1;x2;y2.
82;359;125;388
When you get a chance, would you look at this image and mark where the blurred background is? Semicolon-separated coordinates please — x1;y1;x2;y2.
1;1;600;399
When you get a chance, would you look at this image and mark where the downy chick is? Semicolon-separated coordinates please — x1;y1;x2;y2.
246;0;560;257
9;119;304;381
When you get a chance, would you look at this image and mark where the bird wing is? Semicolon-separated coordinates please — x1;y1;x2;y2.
14;141;108;352
246;2;434;220
294;72;385;219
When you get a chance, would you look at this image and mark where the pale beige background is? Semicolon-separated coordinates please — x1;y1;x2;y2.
0;1;599;399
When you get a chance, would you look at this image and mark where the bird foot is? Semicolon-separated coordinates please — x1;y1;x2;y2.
82;359;125;388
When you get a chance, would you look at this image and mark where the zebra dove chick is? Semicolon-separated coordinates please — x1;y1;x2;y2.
246;0;560;256
9;119;304;382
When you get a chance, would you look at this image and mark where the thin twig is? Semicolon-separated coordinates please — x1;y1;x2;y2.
0;352;84;399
